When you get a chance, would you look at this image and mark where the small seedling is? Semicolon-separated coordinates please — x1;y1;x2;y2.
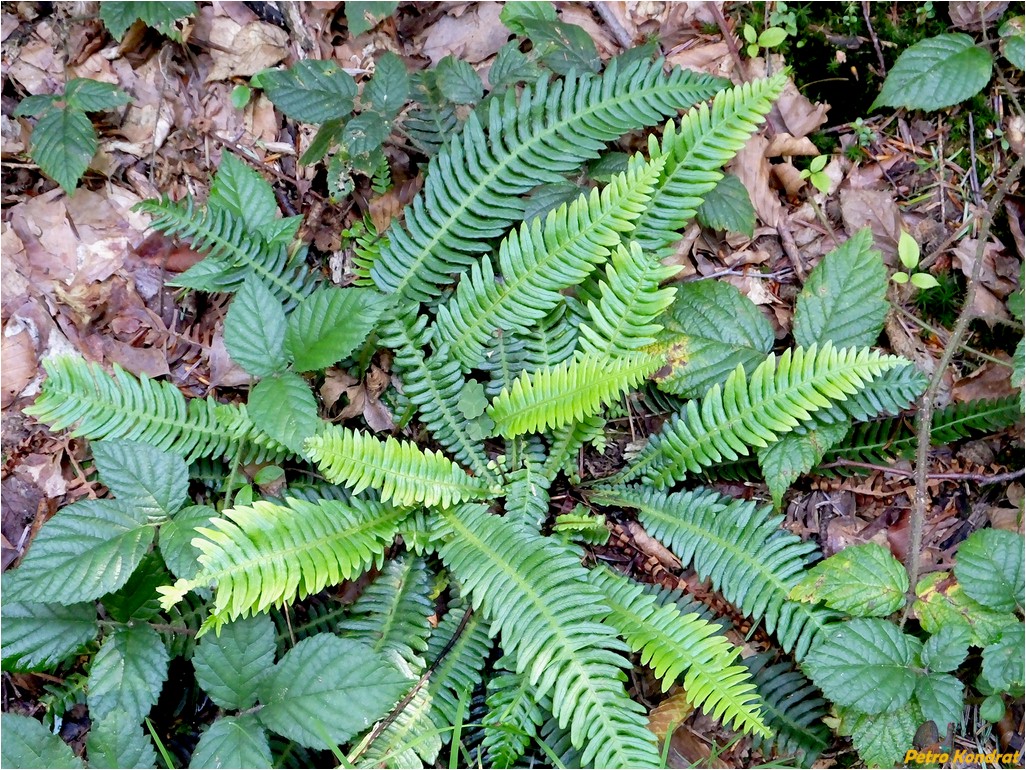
800;155;831;193
743;24;788;58
893;230;940;289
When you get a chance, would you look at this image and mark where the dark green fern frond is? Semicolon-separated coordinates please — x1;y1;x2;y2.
482;302;582;398
25;356;288;464
158;498;407;632
483;664;548;769
305;425;501;509
616;344;906;487
503;458;552;531
380;312;496;480
371;60;726;302
481;333;528;398
401;102;460;157
634;72;789;255
542;414;606;482
337;556;434;672
745;653;830;764
343;214;386;287
435;505;661;768
590;566;768;737
820;362;927;423
433;153;664;369
577;242;680;357
136;196;317;304
488;352;660;438
589;486;837;660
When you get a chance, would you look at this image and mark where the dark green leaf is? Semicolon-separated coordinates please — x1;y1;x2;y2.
284;287;387;372
190;716;272;769
845;703;919;769
913;673;964;729
696;174;756;237
521;18;601;75
759;418;850;510
871;33;993;111
193;615;276;710
256;635;409;748
159;505;216;580
254;61;357;124
790;542;907;617
954;529;1025;613
14;94;57;118
364;51;410;118
86;709;158;769
500;1;557;35
1;597;97;671
342;112;389;156
248;372;320;455
3;500;154;604
920;625;970;673
523;182;585;223
91;440;188;520
999;17;1025;70
87;625;169;722
436;56;484;105
29;106;97;193
345;0;398;37
99;1;196;40
0;713;83;769
208;153;279;232
255;215;303;247
982;625;1025;694
488;42;542;90
298;119;343;165
64;79;131;112
587;152;630;184
224;276;288;378
100;551;170;622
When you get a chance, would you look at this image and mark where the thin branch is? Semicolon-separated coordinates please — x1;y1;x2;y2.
591;2;633;50
861;1;888;76
902;155;1024;623
820;460;1025;485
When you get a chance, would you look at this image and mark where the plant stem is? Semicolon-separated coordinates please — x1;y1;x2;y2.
890;303;1014;368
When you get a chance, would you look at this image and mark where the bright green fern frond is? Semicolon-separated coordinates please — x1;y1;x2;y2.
590;486;837;660
433;154;664;369
488;352;660;438
434;505;661;768
380;312;496;480
503;460;552;531
158;498;406;632
482;302;582;397
343;214;386;288
305;425;501;509
337;555;434;672
577;241;680;357
745;653;830;764
634;72;788;254
136;196;316;304
371;59;725;302
617;344;906;487
590;566;768;737
25;356;288;464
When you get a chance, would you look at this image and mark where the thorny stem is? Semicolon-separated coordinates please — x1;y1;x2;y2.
902;155;1024;624
890;302;1015;369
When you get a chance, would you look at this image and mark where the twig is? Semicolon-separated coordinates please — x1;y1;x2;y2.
890;303;1015;368
776;221;805;281
861;1;887;77
820;461;1025;485
591;2;633;51
902;155;1024;624
710;3;749;80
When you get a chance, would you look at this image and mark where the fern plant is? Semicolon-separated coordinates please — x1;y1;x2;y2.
9;41;969;770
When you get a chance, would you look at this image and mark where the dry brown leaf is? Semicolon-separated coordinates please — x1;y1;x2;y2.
1;326;36;408
668;724;729;769
773;79;830;139
419;3;508;65
729;135;782;227
665;41;733;79
1005;199;1025;260
625;520;682;570
839;188;901;260
205;19;289;82
952;239;1019;299
772;161;806;198
648;689;695;742
765;133;818;157
16;452;68;499
949;1;1009;30
951;359;1016;403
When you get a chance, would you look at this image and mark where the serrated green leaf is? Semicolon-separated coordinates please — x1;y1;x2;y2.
364;51;409;118
655;280;774;397
88;625;170;723
846;702;918;768
913;572;1019;648
898;231;920;269
91;440;188;520
64;79;130;112
248;372;320;455
758;418;850;509
522;181;584;223
954;529;1025;613
695;174;756;236
255;61;357;124
255;214;302;247
436;56;484;105
99;1;196;41
982;625;1025;694
345;0;398;37
790;542;908;617
100;551;170;622
208;154;279;232
86;709;158;769
520;17;600;75
794;229;889;349
256;635;409;748
159;505;216;580
803;619;917;713
343;112;389;156
190;716;272;769
224;277;288;378
1;598;97;671
3;500;154;605
299;118;343;165
0;713;83;769
489;41;543;90
1013;338;1024;411
284;287;386;372
999;17;1025;70
913;673;964;728
14;94;57;117
193;615;276;710
920;625;970;673
500;1;557;35
29;106;97;193
871;33;993;111
910;272;939;289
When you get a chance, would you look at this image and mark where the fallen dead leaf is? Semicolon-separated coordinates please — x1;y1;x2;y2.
951;358;1016;403
418;3;508;65
730;135;782;227
205;19;289;82
949;1;1009;30
839;187;902;261
648;689;695;743
773;77;830;140
1;325;36;408
765;133;819;157
625;520;682;570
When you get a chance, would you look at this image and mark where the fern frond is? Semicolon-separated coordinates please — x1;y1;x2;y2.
488;352;660;438
25;356;288;464
433;154;664;369
617;344;906;487
590;486;838;660
590;566;768;737
577;242;680;357
745;653;830;764
401;102;460;157
481;333;528;398
305;425;501;509
821;361;927;422
542;414;606;482
343;214;386;287
503;459;552;531
435;505;661;768
483;664;548;769
158;498;406;632
634;72;789;254
337;556;434;672
371;60;726;302
380;312;496;480
136;196;316;304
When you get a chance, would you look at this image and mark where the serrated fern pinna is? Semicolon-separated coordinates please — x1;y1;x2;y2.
14;58;942;770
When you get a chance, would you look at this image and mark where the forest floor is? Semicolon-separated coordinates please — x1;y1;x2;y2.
1;2;1023;768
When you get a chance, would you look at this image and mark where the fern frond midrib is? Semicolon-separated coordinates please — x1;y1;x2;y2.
388;76;698;299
